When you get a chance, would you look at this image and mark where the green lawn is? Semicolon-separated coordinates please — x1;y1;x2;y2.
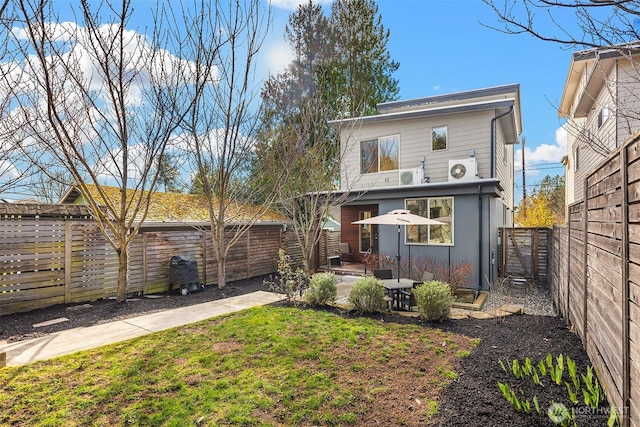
0;306;475;426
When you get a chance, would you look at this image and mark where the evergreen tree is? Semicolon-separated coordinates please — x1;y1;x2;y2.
189;160;213;196
255;0;400;270
329;0;400;117
157;154;183;193
538;174;565;223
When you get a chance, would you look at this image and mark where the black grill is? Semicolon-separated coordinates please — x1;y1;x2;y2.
169;255;203;295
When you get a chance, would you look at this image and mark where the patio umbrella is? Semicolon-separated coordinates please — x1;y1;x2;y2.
353;209;444;282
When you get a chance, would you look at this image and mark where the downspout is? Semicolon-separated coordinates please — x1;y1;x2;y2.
483;105;514;292
490;105;514;178
478;183;482;293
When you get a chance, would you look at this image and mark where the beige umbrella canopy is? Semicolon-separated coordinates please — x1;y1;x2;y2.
353;209;444;281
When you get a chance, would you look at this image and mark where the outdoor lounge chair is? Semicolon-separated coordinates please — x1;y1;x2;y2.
413;271;435;286
339;242;354;263
373;269;393;280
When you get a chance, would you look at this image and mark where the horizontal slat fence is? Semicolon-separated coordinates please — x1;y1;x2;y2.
548;131;640;427
1;213;284;315
499;227;550;282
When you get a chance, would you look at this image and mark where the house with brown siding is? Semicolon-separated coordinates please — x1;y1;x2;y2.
331;84;521;290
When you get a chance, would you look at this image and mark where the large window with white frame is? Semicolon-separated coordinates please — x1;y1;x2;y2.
360;135;399;174
405;197;453;245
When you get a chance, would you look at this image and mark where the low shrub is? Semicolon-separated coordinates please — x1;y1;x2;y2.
347;276;386;313
263;249;309;306
305;272;337;306
414;280;455;321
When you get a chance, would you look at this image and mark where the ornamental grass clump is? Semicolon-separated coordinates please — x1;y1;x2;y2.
347;276;386;313
413;280;455;321
305;272;337;306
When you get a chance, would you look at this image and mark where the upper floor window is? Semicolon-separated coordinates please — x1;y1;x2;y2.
598;104;609;128
574;146;580;172
432;126;448;151
405;197;453;245
360;135;399;174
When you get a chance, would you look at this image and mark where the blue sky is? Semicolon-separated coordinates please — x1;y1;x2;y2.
263;0;575;203
3;0;575;203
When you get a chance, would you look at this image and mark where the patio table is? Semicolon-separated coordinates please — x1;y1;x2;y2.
380;278;414;311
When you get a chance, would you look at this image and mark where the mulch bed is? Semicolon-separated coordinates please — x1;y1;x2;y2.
0;276;609;426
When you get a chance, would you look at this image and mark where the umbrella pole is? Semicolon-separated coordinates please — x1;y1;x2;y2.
397;225;400;282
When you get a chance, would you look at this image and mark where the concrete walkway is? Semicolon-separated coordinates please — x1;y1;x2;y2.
0;291;281;368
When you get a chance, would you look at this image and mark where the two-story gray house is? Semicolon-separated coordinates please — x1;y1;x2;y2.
331;84;521;290
560;43;640;205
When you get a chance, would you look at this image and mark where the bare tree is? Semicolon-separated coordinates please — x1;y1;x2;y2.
1;0;197;302
256;90;358;272
172;0;278;289
27;170;73;203
482;0;640;157
0;0;35;197
481;0;640;48
255;0;394;272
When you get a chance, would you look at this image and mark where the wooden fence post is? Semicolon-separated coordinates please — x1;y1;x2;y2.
142;233;148;295
582;177;588;350
64;219;72;304
532;229;539;281
202;231;207;286
622;147;631;427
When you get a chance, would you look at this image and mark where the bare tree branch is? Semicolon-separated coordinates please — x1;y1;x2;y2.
170;0;276;289
1;0;196;301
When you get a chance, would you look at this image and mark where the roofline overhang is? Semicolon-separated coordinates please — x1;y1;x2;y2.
324;178;504;203
330;99;517;127
377;83;521;113
559;43;640;118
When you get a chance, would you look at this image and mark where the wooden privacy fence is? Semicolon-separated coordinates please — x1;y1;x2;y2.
548;132;640;427
499;227;550;282
0;211;284;315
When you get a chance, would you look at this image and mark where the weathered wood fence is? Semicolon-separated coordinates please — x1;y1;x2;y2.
499;227;550;282
548;132;640;427
0;206;285;315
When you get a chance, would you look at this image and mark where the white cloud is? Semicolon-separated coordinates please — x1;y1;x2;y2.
516;126;567;167
263;41;294;76
95;143;150;185
514;126;567;181
0;160;19;181
270;0;333;10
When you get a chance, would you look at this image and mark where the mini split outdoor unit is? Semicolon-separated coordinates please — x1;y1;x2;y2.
448;158;477;182
398;168;422;186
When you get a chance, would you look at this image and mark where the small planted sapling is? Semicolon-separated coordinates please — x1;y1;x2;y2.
511;358;523;379
582;366;604;408
566;355;580;390
538;359;547;376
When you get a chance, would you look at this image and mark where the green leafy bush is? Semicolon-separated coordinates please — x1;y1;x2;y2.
413;280;455;321
305;272;337;306
347;277;386;313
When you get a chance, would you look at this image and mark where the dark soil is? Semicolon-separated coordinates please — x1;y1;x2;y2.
0;277;609;426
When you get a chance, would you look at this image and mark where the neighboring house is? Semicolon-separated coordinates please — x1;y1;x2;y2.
559;43;640;205
331;84;522;290
59;184;286;225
